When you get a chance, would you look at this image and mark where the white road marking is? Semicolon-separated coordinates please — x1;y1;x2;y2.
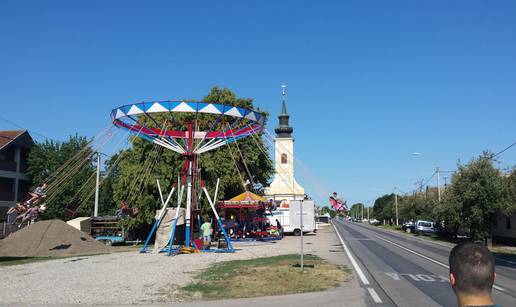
416;274;436;282
374;233;507;293
333;224;370;286
333;223;384;304
333;225;383;304
367;287;383;303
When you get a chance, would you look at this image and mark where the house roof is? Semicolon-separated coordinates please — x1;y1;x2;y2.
0;130;31;151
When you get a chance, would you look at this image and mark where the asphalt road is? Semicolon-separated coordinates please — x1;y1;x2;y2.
333;219;516;307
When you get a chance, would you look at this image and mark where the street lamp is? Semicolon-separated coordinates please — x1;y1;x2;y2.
412;152;441;202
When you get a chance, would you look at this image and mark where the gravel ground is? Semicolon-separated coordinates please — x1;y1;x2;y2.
0;225;348;305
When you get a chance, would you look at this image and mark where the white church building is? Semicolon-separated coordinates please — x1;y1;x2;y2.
264;86;306;203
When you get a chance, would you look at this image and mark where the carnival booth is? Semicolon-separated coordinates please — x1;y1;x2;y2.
217;191;282;241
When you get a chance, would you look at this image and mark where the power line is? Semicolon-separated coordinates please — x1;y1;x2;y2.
0;115;58;142
494;141;516;158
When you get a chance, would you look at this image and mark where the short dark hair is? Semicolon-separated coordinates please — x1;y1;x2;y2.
449;242;495;294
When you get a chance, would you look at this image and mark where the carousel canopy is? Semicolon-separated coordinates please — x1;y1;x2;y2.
218;191;270;209
229;191;267;202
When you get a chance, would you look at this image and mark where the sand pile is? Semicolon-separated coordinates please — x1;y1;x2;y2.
0;219;112;257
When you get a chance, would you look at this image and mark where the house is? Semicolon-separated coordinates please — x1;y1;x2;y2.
0;130;33;218
493;211;516;246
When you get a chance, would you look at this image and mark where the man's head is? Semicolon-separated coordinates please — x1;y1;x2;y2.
449;242;495;296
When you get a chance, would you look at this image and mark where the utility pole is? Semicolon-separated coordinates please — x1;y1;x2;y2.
367;206;370;220
394;192;399;226
361;204;364;220
436;166;441;202
300;198;304;270
94;151;101;217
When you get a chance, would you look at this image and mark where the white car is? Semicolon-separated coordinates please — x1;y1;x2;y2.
369;219;380;225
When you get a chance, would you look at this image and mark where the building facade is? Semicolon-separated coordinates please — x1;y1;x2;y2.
493;211;516;246
0;130;33;215
264;86;305;203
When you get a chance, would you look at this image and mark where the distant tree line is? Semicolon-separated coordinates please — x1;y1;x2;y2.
370;152;516;244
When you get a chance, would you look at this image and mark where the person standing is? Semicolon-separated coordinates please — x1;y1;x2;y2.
200;219;212;249
449;242;499;307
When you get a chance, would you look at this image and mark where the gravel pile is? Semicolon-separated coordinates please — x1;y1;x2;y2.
0;219;111;257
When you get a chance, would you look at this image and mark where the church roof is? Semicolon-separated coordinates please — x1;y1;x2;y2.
275;85;293;138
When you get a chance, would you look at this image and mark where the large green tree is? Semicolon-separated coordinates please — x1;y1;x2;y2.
26;135;95;219
372;194;396;221
112;87;273;233
444;153;506;243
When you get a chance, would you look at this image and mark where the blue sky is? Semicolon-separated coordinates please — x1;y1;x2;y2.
1;0;515;206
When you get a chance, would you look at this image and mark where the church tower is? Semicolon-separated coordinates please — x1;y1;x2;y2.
264;85;305;202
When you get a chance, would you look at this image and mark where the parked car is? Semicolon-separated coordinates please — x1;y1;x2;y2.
369;218;380;226
415;220;435;235
402;221;415;233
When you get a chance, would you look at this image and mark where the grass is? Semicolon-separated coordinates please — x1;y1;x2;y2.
377;224;402;231
180;254;351;300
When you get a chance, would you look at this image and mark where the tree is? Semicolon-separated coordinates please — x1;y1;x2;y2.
503;168;516;214
445;152;506;243
26;135;95;219
350;203;364;219
111;87;273;234
398;191;435;222
320;206;336;218
372;194;395;222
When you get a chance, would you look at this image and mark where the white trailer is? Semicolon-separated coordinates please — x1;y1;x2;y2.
267;200;316;236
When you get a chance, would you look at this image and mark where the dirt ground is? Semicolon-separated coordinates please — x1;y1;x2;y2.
0;224;353;305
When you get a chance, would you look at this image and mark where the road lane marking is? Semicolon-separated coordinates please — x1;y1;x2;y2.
374;233;507;293
333;224;370;286
384;272;448;282
367;287;383;303
385;272;400;280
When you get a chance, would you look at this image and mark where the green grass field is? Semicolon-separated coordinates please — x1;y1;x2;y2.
180;254;351;301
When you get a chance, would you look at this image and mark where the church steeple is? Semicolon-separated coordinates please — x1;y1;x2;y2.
275;84;293;138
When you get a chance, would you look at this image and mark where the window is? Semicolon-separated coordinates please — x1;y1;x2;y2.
281;153;287;164
507;215;512;229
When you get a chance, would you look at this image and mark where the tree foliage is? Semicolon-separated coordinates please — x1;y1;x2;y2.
443;153;506;242
349;203;365;219
372;194;395;221
26;135;95;219
320;206;336;218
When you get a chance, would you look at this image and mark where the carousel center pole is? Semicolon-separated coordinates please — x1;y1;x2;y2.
184;122;194;247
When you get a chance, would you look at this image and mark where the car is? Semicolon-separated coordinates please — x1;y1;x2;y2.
402;221;415;233
415;220;435;235
369;218;380;225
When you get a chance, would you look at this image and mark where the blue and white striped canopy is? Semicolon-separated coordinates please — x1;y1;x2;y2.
111;101;266;125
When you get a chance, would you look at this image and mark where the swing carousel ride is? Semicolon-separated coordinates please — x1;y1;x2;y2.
110;101;267;255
